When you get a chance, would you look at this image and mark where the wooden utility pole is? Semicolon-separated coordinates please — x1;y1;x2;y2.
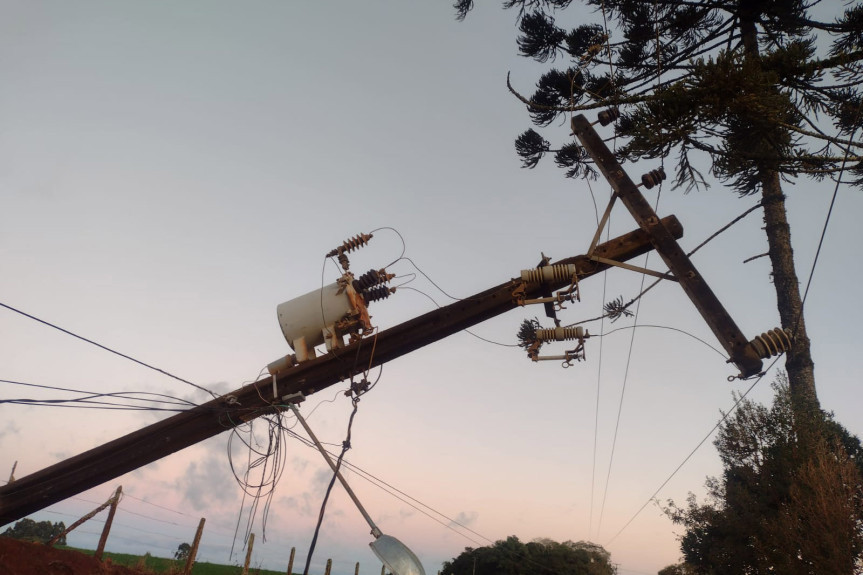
242;533;255;575
0;219;681;526
572;114;765;378
95;485;122;560
183;517;206;575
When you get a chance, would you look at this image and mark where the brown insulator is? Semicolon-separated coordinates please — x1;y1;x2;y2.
597;107;620;126
325;233;373;258
353;268;383;292
641;167;666;189
337;252;350;272
362;285;394;305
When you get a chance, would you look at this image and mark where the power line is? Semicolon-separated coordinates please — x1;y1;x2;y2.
595;325;727;359
398;287;518;348
598;140;854;543
0;302;217;399
586;175;609;541
596;254;648;537
796;124;860;328
0;379;196;412
604;356;781;546
597;176;664;537
122;493;196;518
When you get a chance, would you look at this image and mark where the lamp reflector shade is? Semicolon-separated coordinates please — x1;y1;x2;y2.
370;534;426;575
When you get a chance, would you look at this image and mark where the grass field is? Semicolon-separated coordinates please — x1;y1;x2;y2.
60;546;288;575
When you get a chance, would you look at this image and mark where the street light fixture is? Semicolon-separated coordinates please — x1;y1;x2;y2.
289;402;426;575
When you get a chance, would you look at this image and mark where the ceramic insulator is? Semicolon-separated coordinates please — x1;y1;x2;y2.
535;326;584;342
749;327;793;359
520;263;578;285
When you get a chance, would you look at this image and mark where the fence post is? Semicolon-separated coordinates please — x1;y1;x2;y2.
95;485;122;560
286;546;295;575
325;558;332;575
355;561;360;575
183;517;206;575
381;565;385;575
7;461;16;483
242;533;255;575
48;487;118;547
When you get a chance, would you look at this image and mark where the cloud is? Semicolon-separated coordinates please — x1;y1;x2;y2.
283;492;315;517
175;381;234;406
450;511;479;528
176;452;238;512
311;467;336;496
291;456;309;474
0;420;20;441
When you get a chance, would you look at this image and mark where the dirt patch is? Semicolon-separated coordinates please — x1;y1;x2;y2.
0;537;149;575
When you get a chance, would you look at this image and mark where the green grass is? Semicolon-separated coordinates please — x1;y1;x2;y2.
57;546;288;575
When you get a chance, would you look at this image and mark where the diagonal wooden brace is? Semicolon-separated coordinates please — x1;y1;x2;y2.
572;114;763;378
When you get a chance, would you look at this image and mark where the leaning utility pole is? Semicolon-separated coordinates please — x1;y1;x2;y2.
0;218;679;526
571;113;769;377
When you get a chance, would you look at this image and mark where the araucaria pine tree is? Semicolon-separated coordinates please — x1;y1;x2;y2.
456;0;863;416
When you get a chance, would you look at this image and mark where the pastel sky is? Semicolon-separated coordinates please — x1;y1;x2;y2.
2;2;861;575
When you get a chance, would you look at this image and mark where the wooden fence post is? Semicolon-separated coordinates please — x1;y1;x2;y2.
242;533;255;575
95;485;122;560
380;565;385;575
183;517;205;575
286;546;295;575
325;558;332;575
355;561;360;575
48;487;118;547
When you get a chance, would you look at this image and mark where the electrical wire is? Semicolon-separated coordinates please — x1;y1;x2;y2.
398;286;519;348
122;493;197;518
0;379;197;405
595;324;727;359
794;125;860;331
224;404;290;555
601;118;860;544
369;226;407;269
0;302;217;399
279;424;487;546
300;398;359;575
597;176;663;536
586;175;611;540
393;257;486;303
564;199;765;331
0;379;198;413
604;355;782;546
279;419;583;575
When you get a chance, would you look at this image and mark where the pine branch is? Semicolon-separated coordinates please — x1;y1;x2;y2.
516;318;542;350
776;122;863;150
604;296;634;322
506;71;649;112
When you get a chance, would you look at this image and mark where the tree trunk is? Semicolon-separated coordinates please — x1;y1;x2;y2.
739;9;820;415
760;171;819;414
